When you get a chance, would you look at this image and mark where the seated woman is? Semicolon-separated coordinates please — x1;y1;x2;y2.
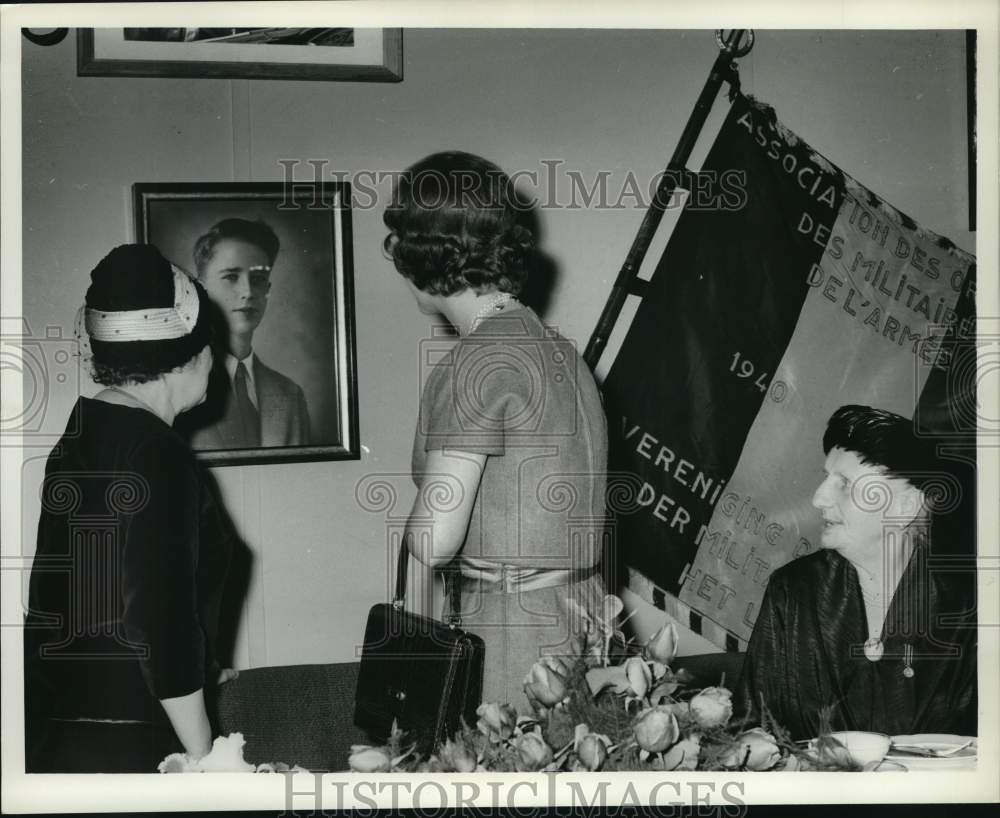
383;151;609;713
24;245;237;772
736;404;976;740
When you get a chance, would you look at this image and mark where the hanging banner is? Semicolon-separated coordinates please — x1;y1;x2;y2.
602;94;976;649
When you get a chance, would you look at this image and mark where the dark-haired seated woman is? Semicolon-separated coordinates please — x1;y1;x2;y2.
384;151;609;713
24;245;236;772
736;405;977;740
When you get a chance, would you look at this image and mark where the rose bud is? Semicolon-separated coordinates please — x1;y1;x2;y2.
660;733;701;771
572;723;612;771
623;656;653;699
688;686;733;728
437;737;478;773
514;732;554;771
476;702;518;742
633;706;680;753
576;733;610;771
348;745;392;773
644;621;679;666
720;727;781;771
524;661;568;707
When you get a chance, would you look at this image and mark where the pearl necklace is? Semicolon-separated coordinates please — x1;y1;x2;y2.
466;293;519;336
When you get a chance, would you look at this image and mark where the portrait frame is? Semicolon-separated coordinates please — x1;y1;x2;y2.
78;28;403;82
133;182;360;466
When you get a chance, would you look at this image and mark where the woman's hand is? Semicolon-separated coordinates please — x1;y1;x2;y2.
216;667;239;684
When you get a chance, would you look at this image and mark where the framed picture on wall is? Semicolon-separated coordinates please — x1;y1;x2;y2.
134;182;360;466
78;28;402;81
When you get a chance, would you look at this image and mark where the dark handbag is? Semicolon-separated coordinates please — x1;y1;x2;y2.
354;540;484;750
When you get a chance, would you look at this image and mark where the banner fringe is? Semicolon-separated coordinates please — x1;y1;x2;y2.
626;567;746;653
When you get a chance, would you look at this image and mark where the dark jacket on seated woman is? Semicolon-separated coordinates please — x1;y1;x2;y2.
736;404;976;741
736;544;976;740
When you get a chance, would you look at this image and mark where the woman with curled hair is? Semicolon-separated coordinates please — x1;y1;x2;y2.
24;244;237;772
384;151;609;714
384;152;534;299
736;404;976;740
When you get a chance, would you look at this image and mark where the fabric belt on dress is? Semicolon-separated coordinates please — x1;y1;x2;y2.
455;559;600;593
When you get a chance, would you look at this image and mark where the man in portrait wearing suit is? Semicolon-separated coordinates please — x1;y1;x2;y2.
186;218;310;449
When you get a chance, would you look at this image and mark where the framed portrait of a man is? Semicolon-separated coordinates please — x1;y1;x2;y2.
134;182;359;465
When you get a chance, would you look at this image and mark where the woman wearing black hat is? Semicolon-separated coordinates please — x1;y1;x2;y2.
24;244;236;772
736;405;977;741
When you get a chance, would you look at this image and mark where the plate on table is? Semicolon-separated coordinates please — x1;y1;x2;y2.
885;734;977;771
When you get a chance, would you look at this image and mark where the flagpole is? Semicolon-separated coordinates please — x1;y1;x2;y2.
583;30;754;371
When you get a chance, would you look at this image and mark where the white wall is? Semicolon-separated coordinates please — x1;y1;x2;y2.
20;29;972;665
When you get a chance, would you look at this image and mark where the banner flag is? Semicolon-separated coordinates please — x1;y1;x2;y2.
602;94;976;650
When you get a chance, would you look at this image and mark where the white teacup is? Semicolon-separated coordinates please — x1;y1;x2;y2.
828;731;892;766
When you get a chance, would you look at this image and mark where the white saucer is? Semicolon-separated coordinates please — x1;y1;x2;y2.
884;734;977;771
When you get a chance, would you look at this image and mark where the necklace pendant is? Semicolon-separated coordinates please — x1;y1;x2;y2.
902;643;914;678
863;637;884;662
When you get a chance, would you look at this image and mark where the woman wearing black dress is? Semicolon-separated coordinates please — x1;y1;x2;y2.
24;244;237;772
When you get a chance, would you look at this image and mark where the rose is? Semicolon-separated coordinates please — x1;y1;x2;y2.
573;723;612;771
437;737;477;773
577;734;609;771
347;745;392;773
632;706;680;753
623;656;653;699
688;686;733;728
644;621;679;666
659;733;701;771
719;727;781;771
476;702;518;742
524;661;568;707
513;732;554;771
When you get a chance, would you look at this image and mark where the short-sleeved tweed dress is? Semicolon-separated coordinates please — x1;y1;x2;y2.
412;305;609;713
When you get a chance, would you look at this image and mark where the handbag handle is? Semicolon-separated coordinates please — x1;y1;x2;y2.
392;534;462;627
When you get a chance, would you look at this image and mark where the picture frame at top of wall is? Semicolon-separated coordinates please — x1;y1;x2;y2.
78;27;403;81
134;182;360;467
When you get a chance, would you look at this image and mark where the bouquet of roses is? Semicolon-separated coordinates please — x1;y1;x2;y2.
348;594;810;773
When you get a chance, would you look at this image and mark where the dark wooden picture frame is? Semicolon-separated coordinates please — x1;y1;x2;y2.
79;28;402;82
134;182;360;466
